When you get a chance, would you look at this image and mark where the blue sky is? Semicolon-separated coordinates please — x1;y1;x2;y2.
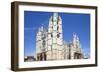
24;11;90;58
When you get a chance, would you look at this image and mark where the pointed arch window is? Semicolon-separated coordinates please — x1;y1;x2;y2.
57;33;60;38
57;26;59;30
51;33;53;37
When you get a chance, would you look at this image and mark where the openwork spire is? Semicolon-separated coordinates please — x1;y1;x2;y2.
53;12;58;18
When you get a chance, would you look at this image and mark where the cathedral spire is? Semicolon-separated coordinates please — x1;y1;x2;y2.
53;12;58;17
52;12;59;21
73;33;77;43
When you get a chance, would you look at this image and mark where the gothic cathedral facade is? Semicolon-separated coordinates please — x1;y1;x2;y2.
36;13;83;61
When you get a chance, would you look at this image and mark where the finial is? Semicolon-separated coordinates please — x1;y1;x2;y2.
73;32;77;38
53;12;58;17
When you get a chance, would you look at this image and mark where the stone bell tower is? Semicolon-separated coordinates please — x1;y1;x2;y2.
36;26;47;61
70;33;83;59
47;13;63;60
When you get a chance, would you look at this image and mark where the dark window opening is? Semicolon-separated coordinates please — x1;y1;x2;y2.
57;26;59;30
57;18;59;24
44;53;46;60
40;53;42;60
43;40;45;47
74;53;82;59
57;34;60;38
51;33;53;37
52;26;53;29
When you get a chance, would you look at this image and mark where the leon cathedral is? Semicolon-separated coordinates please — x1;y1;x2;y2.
36;13;84;61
